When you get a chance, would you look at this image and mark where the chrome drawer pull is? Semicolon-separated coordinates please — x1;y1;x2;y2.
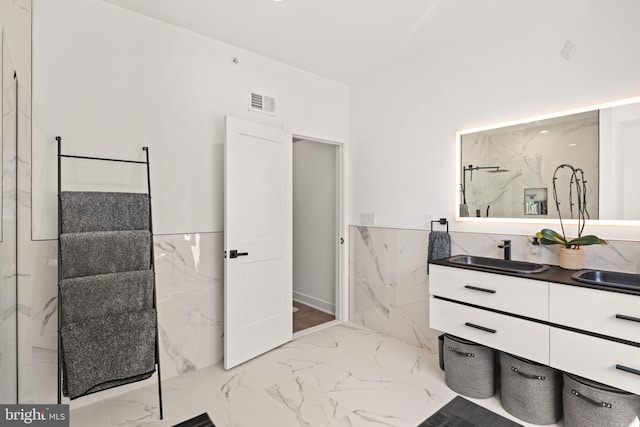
571;389;612;408
615;314;640;324
616;364;640;376
464;322;497;334
464;285;496;294
511;366;545;380
447;346;474;357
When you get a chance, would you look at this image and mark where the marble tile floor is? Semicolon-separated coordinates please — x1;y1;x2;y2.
69;322;562;427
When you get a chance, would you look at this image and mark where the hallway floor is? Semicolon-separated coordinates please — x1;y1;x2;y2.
69;322;562;426
293;301;335;332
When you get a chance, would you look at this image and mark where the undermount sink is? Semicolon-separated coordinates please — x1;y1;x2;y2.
572;269;640;291
447;255;549;274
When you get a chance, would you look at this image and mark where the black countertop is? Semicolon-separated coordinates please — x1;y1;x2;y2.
429;256;640;297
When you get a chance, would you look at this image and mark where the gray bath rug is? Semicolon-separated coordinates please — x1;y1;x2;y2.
418;396;522;427
173;412;215;427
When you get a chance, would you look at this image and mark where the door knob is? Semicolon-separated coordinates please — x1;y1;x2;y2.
229;250;248;259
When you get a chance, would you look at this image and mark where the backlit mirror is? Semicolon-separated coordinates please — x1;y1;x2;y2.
456;96;640;222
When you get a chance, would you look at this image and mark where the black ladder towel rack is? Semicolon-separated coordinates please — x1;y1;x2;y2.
56;136;163;419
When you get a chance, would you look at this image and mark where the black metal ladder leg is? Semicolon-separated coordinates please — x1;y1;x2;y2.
56;136;62;405
144;146;163;420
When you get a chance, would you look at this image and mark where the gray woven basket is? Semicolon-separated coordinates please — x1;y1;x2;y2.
443;334;495;398
563;373;640;427
500;352;563;425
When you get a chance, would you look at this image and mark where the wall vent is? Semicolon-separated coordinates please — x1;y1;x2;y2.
249;90;277;115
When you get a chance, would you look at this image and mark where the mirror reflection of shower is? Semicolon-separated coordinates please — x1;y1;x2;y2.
460;164;510;217
459;110;599;220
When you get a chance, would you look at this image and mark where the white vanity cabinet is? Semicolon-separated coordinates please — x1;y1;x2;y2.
549;282;640;343
430;298;550;363
429;265;548;319
429;263;640;395
429;264;550;364
550;328;640;395
549;283;640;394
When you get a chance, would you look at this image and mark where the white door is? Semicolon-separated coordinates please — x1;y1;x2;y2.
224;116;292;369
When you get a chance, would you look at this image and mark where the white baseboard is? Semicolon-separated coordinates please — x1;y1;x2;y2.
293;290;335;315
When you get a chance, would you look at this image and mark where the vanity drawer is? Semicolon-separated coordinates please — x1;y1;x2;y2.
550;327;640;395
429;265;548;320
550;283;640;344
430;297;549;364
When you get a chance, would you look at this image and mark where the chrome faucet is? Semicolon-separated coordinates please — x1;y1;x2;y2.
498;239;511;260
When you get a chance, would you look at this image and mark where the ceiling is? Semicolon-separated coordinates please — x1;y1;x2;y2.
100;0;529;83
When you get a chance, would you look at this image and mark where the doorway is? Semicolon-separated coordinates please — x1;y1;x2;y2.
292;136;343;333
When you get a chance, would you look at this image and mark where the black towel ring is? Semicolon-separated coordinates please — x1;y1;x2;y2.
430;218;449;233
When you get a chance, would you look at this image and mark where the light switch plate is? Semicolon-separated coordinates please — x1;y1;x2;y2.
360;213;376;225
425;212;435;226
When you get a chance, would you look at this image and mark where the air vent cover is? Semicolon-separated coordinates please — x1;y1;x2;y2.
249;90;276;115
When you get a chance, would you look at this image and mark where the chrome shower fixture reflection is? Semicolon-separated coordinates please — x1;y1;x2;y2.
460;164;510;206
465;164;510;178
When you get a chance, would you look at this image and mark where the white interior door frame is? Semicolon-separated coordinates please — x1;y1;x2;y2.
292;134;348;321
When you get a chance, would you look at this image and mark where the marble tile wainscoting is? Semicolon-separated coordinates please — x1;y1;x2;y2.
18;232;224;406
349;226;438;354
17;222;639;405
349;225;640;349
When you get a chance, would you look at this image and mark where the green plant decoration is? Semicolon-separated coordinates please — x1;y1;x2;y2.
536;228;606;249
536;164;606;249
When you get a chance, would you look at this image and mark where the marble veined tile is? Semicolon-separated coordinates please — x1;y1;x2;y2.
349;227;391;320
68;321;560;427
0;340;18;403
0;276;17;343
27;334;57;404
388;228;429;306
350;227;443;350
29;240;58;339
389;300;439;353
345;381;450;427
583;239;638;272
154;232;224;379
265;376;351;426
67;401;111;427
154;233;221;300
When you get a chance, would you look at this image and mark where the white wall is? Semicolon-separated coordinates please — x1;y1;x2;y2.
350;0;640;240
32;0;348;239
293;139;336;314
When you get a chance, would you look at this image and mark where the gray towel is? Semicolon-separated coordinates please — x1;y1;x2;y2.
60;270;154;325
60;230;151;279
428;231;451;273
60;191;149;233
61;309;157;399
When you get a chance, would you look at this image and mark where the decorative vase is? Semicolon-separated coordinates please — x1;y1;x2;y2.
559;247;585;270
